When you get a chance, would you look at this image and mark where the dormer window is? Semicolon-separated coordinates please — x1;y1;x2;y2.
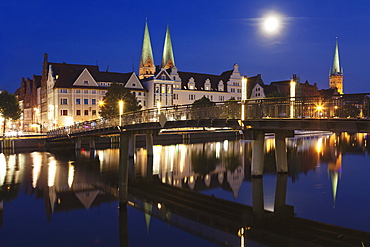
188;77;195;90
83;80;88;84
162;75;166;80
218;80;224;92
204;79;211;91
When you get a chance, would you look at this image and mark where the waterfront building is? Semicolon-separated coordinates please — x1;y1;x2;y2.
38;54;146;130
329;39;344;94
14;75;41;132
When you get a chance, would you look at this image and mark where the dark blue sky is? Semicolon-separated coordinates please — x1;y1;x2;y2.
1;0;370;94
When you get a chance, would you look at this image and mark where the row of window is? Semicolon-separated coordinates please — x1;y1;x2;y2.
59;89;107;94
60;110;97;116
60;98;98;105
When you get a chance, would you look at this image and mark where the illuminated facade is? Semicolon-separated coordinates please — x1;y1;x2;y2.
38;54;147;131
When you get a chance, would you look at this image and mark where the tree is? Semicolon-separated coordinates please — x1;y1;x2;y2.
99;83;142;118
0;90;21;136
191;96;216;119
192;96;215;108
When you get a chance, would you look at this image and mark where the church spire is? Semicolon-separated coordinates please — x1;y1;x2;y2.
330;38;343;75
161;24;175;69
329;38;344;94
139;19;155;79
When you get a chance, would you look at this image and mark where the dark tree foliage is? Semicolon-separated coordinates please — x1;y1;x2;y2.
99;83;142;118
192;96;216;108
0;90;21;135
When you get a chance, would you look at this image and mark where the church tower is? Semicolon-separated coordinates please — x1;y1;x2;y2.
139;20;155;79
329;39;343;94
161;24;175;69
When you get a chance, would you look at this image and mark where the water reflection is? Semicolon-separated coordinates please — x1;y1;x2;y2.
1;132;370;246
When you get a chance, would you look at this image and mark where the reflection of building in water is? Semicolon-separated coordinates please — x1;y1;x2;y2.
0;133;368;222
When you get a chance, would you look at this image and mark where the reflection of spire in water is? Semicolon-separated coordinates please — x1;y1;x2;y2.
328;153;342;208
144;202;152;234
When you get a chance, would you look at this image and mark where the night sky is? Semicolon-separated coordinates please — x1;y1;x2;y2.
2;0;370;94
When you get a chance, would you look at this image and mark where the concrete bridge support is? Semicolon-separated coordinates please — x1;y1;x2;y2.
251;177;265;220
146;132;154;156
128;133;136;158
119;132;130;204
89;138;96;150
251;130;265;176
274;131;288;173
75;139;82;150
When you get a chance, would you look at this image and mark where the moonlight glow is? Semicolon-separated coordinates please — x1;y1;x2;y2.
263;16;280;34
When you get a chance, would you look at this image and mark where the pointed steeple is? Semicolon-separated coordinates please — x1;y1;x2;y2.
139;20;155;79
329;38;344;94
161;24;175;69
330;39;343;75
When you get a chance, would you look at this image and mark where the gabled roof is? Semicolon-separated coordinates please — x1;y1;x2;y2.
246;74;264;98
49;62;144;90
50;62;99;88
178;70;233;91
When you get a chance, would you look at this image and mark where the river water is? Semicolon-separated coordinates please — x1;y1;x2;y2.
0;132;370;246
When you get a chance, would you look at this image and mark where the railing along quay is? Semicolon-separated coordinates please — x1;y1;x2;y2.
47;93;370;138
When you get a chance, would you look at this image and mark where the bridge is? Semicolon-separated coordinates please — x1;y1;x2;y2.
45;93;370;177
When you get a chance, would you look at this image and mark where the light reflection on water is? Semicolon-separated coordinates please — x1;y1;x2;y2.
0;132;370;246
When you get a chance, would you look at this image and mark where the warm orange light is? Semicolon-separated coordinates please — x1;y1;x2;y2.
316;105;323;111
99;101;105;106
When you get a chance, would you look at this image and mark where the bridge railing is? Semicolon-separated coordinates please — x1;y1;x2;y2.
47;93;370;137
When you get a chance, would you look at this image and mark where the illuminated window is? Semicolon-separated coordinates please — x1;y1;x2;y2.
60;110;68;116
60;98;68;105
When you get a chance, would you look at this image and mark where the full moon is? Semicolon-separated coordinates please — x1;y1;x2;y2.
263;16;280;34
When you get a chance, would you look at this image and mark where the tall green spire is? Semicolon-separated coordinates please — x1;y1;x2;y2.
330;39;343;75
161;24;175;69
141;20;154;66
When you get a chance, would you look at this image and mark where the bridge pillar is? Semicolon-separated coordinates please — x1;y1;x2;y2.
251;130;265;176
274;131;288;173
274;173;287;215
89;138;96;150
146;132;154;156
128;133;136;158
251;177;265;221
75;139;82;150
119;132;129;204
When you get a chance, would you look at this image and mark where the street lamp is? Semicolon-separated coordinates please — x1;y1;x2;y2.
241;76;247;121
290;79;296;118
119;100;124;126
